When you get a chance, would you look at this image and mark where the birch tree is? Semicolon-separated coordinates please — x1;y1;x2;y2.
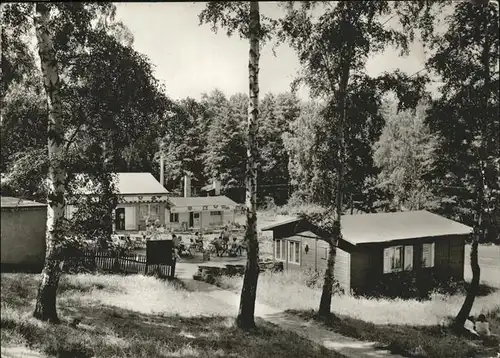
2;2;156;322
280;1;428;318
421;0;499;329
30;2;67;322
199;1;275;329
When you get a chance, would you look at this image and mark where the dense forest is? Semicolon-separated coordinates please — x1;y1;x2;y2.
1;1;498;243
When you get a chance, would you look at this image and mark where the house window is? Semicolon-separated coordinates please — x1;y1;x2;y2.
211;211;222;216
149;203;159;218
139;203;159;221
383;245;413;273
139;204;149;219
421;243;435;268
275;239;285;261
288;241;300;264
170;213;179;223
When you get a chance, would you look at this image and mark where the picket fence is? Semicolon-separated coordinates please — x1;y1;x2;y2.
63;249;175;278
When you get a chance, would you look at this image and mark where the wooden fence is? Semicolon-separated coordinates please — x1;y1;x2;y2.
63;249;176;278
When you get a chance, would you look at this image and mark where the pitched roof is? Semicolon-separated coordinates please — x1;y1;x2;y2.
74;173;169;195
262;210;472;245
114;173;169;195
169;196;237;207
1;196;47;209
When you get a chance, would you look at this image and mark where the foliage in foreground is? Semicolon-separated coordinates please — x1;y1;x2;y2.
0;273;342;358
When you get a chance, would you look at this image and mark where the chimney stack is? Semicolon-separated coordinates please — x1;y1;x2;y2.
160;153;165;187
213;179;221;196
183;174;191;197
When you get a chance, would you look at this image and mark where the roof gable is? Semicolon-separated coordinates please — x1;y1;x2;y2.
73;173;169;195
262;210;472;245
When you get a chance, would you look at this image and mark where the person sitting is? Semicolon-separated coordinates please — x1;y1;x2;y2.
172;234;179;248
230;237;241;256
475;314;491;337
211;235;225;257
195;232;204;251
222;227;230;244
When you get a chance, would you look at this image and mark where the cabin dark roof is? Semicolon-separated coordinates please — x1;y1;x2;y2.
1;196;47;209
169;196;237;208
262;210;472;245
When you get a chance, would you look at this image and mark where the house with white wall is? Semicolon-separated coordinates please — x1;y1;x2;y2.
167;196;238;231
166;175;238;231
65;172;170;232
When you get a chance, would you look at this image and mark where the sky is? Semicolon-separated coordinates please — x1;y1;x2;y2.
114;2;435;102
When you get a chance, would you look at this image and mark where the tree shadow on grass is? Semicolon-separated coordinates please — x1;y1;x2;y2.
3;300;343;358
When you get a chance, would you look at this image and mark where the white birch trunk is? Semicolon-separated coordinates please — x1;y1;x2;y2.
236;0;260;330
33;3;66;322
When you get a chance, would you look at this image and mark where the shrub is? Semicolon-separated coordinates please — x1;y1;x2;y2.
364;270;473;300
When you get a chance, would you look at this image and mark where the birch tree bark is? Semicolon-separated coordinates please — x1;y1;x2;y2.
33;3;66;323
453;9;490;328
236;0;260;330
318;63;349;317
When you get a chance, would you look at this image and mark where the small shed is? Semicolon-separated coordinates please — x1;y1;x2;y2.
262;210;472;294
1;196;47;271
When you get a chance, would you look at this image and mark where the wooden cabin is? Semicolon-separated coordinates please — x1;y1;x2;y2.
262;210;472;294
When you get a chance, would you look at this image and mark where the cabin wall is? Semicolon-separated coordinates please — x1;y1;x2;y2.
315;239;350;293
350;235;467;294
273;235;351;293
350;249;380;294
449;235;465;280
300;236;318;271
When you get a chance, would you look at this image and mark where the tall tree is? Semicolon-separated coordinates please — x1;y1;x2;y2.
2;2;169;322
420;0;499;329
373;99;440;211
204;93;247;201
257;92;300;206
199;1;275;330
160;98;207;193
32;2;68;322
280;1;428;318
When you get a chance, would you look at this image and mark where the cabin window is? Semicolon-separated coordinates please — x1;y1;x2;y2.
288;241;300;264
383;245;413;273
275;240;285;261
210;211;222;216
170;213;179;223
421;243;435;268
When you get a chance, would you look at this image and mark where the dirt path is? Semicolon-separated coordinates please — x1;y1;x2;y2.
176;262;405;358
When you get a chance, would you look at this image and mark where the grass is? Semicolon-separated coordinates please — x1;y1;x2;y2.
218;269;500;326
217;243;500;326
213;242;500;358
289;309;500;358
1;273;343;358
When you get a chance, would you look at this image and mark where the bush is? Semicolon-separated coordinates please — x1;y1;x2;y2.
364;270;471;300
